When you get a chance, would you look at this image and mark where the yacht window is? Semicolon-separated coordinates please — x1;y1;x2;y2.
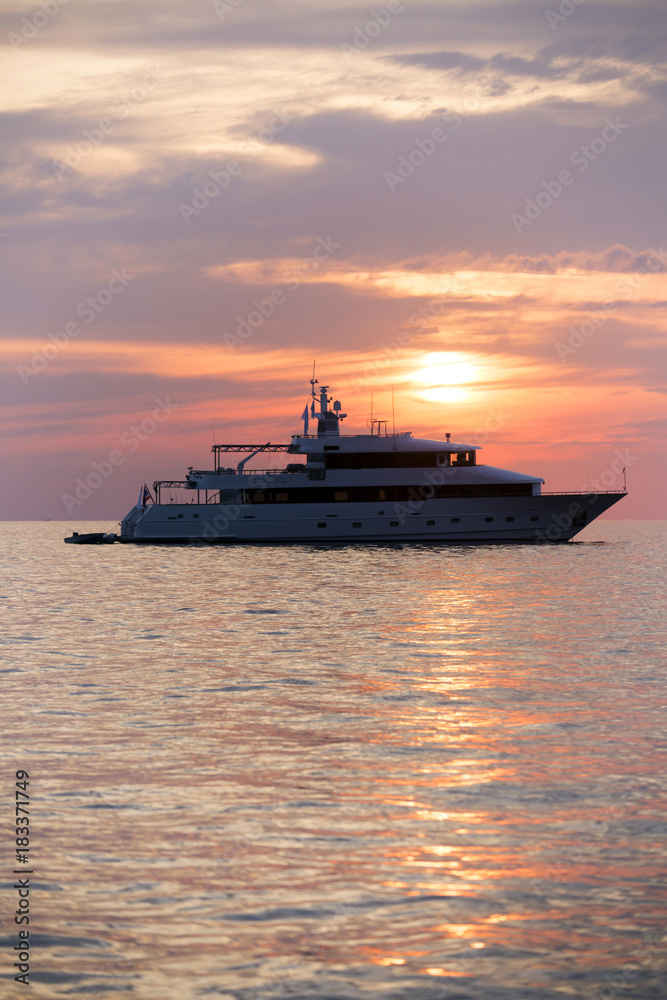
378;509;385;514
484;517;493;522
451;517;460;523
506;516;514;522
378;490;386;500
276;492;289;502
437;454;450;466
427;520;435;526
452;451;476;467
390;521;399;526
252;492;265;503
530;516;538;522
317;522;326;527
334;491;348;501
352;522;361;527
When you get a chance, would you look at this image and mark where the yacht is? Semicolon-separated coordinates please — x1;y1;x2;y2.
114;375;626;544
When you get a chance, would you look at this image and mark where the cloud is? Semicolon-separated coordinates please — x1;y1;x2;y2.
1;0;665;517
465;246;667;274
390;48;571;81
0;0;663;60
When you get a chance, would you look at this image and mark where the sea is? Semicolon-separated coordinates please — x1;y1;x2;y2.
1;520;665;1000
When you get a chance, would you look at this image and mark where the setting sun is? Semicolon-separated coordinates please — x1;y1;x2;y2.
413;353;479;403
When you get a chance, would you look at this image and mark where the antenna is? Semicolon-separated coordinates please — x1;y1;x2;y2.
211;426;217;446
390;363;396;449
370;393;373;433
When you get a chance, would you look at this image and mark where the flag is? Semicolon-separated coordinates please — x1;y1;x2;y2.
310;400;315;417
138;484;152;507
301;406;309;433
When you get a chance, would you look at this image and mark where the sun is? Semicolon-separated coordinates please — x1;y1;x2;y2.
413;352;479;402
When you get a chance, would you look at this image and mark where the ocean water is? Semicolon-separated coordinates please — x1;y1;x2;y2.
1;520;665;1000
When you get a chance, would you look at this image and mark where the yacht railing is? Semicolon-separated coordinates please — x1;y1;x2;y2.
151;470;306;502
542;489;627;495
211;444;290;453
208;467;306;476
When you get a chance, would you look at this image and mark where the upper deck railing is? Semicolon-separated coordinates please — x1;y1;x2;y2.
209;435;414;448
211;444;290;453
196;468;305;477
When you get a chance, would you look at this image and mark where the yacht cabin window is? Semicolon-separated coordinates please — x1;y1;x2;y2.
437;452;476;467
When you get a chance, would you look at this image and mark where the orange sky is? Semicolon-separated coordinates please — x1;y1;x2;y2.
0;0;665;519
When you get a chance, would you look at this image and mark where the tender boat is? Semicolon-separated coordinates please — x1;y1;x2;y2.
64;531;116;545
112;375;626;544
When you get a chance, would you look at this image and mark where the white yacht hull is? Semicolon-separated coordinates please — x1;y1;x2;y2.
119;491;625;544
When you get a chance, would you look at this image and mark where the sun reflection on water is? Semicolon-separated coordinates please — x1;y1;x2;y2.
1;524;665;996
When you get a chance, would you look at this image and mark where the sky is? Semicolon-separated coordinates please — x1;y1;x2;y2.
1;0;665;520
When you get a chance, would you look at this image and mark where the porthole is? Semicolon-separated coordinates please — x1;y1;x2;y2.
352;522;361;527
193;513;199;518
484;517;493;523
427;520;435;526
530;516;538;522
390;521;399;527
317;522;326;528
378;509;385;514
451;517;460;524
506;516;514;522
